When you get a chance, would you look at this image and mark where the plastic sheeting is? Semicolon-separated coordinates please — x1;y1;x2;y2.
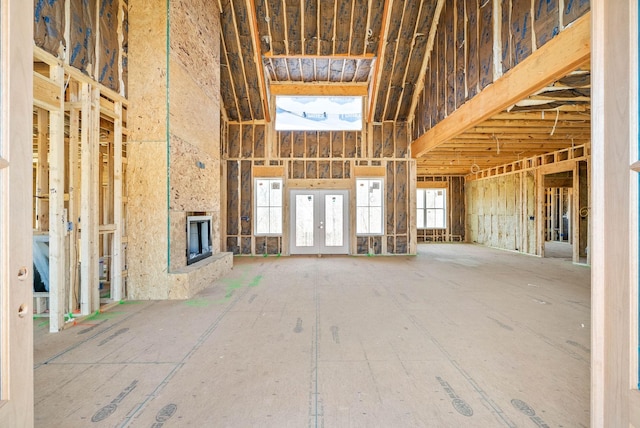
69;0;96;75
99;0;119;92
34;0;66;56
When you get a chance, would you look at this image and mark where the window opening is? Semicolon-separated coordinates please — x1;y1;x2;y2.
275;96;363;131
255;178;283;235
356;178;383;235
417;188;447;229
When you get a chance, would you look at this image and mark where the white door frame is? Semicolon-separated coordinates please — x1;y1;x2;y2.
0;0;34;425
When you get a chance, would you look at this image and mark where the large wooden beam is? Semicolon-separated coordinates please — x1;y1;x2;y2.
270;82;369;96
411;11;591;158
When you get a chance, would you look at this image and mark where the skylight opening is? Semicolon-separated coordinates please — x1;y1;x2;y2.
275;96;363;131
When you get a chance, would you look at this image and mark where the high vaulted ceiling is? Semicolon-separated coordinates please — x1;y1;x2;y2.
219;1;591;177
219;0;442;124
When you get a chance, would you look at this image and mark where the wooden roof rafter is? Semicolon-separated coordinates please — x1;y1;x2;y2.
248;0;271;121
367;0;392;123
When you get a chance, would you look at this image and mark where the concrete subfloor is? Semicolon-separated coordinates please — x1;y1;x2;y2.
34;244;590;427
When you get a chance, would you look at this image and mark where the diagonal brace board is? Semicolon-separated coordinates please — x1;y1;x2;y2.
411;11;591;158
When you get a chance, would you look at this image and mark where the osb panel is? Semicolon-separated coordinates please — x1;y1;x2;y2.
128;0;168;142
169;211;187;272
34;0;65;56
99;0;120;92
169;135;220;212
170;0;220;102
69;0;96;76
169;58;220;158
126;141;169;299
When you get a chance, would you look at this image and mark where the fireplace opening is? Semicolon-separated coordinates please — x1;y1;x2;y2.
187;215;212;265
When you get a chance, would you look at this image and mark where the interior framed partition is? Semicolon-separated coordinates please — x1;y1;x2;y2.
33;47;129;331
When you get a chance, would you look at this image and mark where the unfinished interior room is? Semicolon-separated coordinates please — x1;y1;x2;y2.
1;0;639;426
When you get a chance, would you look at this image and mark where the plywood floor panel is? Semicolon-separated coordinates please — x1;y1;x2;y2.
34;244;589;427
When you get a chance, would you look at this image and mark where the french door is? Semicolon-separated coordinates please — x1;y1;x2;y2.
290;190;349;254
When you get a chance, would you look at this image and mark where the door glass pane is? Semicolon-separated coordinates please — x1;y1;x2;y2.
296;194;314;246
417;189;425;208
325;195;343;246
417;209;425;229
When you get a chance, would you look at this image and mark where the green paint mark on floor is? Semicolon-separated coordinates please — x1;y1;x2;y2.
248;275;263;287
184;298;211;307
119;300;143;305
37;320;49;327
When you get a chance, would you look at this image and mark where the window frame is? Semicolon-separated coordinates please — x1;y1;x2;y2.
417;186;447;230
254;178;284;236
355;177;384;236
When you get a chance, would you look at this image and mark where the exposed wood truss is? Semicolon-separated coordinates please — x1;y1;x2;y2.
412;10;591;177
220;0;441;123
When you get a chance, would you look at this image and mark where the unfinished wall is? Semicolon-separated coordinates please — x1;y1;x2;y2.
416;176;465;242
466;148;590;259
128;0;230;300
466;172;536;253
34;0;127;94
413;0;590;138
223;122;416;255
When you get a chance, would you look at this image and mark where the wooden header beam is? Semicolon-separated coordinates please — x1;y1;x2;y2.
270;83;369;96
411;11;591;158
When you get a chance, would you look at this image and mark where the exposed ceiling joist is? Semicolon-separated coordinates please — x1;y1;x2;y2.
411;11;591;158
